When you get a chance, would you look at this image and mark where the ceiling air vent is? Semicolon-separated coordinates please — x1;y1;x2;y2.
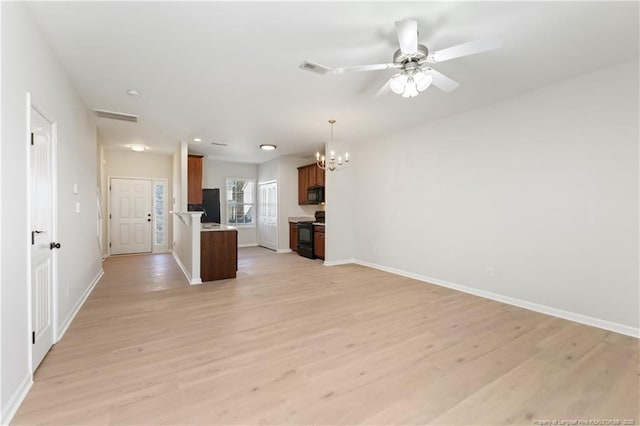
299;61;331;75
211;142;228;147
92;109;138;123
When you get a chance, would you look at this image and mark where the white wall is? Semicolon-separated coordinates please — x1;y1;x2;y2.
103;149;173;253
258;158;278;183
330;60;639;333
324;158;354;263
202;158;258;246
1;3;103;422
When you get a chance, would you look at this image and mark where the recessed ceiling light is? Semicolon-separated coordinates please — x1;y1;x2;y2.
192;137;202;142
130;144;145;152
126;89;140;97
260;144;277;151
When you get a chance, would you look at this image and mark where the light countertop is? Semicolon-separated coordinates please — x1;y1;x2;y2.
201;223;237;232
288;216;314;223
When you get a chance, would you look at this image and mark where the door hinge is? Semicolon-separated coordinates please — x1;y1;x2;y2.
32;331;35;344
30;132;34;146
109;214;111;219
109;242;111;248
31;231;35;245
109;185;111;191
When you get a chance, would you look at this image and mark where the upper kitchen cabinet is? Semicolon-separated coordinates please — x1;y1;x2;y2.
298;163;324;204
188;154;203;204
297;163;325;205
313;166;325;187
298;165;309;204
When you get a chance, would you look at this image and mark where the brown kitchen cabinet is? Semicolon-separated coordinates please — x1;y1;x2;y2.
187;154;203;204
297;165;309;204
201;229;238;281
297;163;325;205
313;225;325;260
314;167;325;187
289;222;298;252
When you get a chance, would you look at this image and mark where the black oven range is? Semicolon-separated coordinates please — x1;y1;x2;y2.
297;211;324;259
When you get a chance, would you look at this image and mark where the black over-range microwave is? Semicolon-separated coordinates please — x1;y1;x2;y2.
307;186;325;203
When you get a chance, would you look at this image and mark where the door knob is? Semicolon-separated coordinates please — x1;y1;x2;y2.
147;218;151;222
50;242;61;250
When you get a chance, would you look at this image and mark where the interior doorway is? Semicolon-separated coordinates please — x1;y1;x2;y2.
257;181;277;251
29;104;57;372
109;178;153;255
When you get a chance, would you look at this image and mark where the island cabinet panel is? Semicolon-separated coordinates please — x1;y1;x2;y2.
188;154;203;204
201;230;237;281
289;222;298;252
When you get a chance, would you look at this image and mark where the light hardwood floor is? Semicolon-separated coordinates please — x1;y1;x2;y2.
13;248;639;425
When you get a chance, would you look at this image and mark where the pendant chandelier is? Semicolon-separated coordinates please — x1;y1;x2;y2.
316;119;349;172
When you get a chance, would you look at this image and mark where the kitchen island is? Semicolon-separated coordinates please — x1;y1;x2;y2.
201;224;238;281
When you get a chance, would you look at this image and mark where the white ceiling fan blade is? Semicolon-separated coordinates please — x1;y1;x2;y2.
374;76;394;98
332;63;400;74
395;19;418;55
424;68;459;93
427;39;501;63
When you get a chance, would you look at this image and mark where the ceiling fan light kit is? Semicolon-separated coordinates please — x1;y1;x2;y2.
302;19;499;99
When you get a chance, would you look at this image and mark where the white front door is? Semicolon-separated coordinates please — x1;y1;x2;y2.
258;181;277;251
110;178;152;255
30;106;55;371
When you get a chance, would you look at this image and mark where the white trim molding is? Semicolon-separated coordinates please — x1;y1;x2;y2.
57;269;104;341
354;259;640;338
276;248;292;254
171;250;202;285
324;259;356;267
1;373;32;425
238;243;258;248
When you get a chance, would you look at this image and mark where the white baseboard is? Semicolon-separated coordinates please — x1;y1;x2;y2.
324;258;355;266
171;250;201;285
57;268;104;342
277;248;292;254
1;373;32;425
238;243;258;248
354;259;640;338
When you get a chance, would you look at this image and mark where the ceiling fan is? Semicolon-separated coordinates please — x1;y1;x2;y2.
300;19;500;98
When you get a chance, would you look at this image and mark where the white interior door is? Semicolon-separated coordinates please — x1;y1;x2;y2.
110;178;152;255
258;181;277;251
30;106;55;372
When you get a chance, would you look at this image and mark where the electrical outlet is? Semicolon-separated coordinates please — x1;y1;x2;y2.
486;266;495;277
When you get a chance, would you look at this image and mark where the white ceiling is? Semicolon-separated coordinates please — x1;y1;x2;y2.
27;1;639;163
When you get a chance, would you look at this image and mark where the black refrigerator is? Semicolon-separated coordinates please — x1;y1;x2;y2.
201;188;221;224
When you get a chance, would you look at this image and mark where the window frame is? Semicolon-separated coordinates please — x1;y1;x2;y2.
225;177;256;228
